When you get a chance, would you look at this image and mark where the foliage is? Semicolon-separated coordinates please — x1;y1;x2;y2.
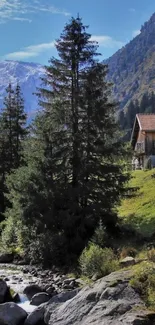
118;170;155;237
79;243;119;278
0;83;28;221
147;248;155;262
130;261;155;310
91;220;108;248
119;246;138;259
2;16;129;266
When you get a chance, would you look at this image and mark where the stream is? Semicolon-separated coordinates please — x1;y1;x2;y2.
18;294;36;313
0;263;40;312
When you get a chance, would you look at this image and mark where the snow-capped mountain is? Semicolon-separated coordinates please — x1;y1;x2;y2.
0;60;45;118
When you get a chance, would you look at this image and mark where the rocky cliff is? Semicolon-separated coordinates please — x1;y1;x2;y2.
106;12;155;110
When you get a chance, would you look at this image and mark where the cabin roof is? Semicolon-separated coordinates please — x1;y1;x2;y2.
131;114;155;148
137;114;155;131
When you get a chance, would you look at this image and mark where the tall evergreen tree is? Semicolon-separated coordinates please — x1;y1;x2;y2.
4;17;129;264
0;83;27;220
13;83;28;168
0;83;27;175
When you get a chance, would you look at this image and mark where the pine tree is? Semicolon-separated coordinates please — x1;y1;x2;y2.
13;83;27;168
4;17;129;264
139;92;149;113
35;16;129;257
0;83;27;175
0;83;27;221
78;62;128;228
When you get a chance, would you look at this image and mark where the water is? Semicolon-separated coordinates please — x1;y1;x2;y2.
0;264;39;313
18;294;36;313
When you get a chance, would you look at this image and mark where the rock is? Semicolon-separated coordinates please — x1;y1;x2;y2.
44;270;155;325
0;279;8;303
62;284;73;290
23;285;43;300
91;273;99;281
75;278;86;286
0;302;27;325
120;256;136;267
12;293;20;303
63;278;76;285
23;268;29;274
24;304;45;325
46;289;80;305
0;252;14;263
30;293;50;306
46;286;55;295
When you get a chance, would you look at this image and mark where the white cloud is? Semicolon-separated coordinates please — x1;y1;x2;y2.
91;35;124;49
4;41;55;60
132;29;141;37
12;17;32;23
0;0;70;23
4;35;125;60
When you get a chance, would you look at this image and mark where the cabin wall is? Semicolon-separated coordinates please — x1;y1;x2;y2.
136;130;145;143
145;132;155;155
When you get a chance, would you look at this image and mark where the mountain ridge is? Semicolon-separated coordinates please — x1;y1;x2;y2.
0;12;155;117
0;60;44;118
105;12;155;110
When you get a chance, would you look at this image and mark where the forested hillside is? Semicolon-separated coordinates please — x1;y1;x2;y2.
106;13;155;110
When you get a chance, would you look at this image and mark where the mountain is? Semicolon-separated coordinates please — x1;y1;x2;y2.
106;12;155;110
0;60;44;118
1;13;155;119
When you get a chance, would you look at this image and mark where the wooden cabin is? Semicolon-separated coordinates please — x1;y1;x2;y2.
131;114;155;169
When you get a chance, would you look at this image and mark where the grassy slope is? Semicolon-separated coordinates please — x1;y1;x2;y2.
118;169;155;237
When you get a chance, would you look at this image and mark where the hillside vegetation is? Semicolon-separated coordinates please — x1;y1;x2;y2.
118;169;155;237
106;13;155;110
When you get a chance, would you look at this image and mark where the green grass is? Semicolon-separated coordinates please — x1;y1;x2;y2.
118;169;155;237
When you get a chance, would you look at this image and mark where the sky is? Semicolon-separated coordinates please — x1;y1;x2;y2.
0;0;155;65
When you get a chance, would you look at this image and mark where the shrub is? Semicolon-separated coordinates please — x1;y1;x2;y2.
130;261;155;310
79;243;119;279
120;246;138;259
147;248;155;262
91;220;108;248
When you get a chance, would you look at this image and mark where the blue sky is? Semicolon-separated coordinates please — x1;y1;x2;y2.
0;0;155;65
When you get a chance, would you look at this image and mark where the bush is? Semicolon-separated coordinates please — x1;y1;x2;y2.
91;220;108;248
147;248;155;262
1;215;22;250
120;246;138;259
130;261;155;310
79;243;119;279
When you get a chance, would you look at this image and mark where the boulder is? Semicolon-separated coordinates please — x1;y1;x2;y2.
0;302;27;325
43;270;155;325
120;256;136;267
46;286;55;295
0;252;14;263
0;279;8;303
63;278;76;285
12;293;20;303
23;285;43;300
24;304;45;325
47;289;80;304
30;293;50;306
